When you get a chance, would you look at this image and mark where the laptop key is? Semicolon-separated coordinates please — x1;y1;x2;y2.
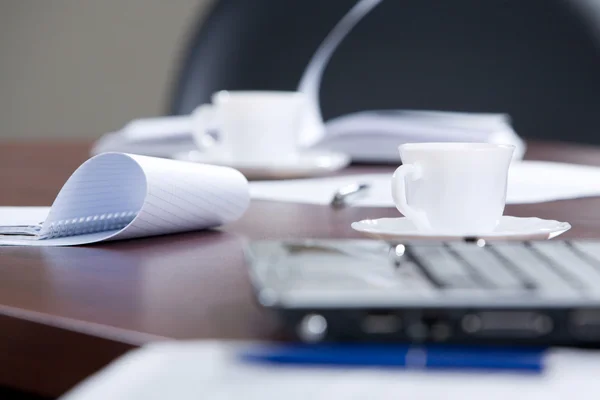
408;246;479;289
529;242;600;294
491;243;580;296
571;241;600;270
447;243;525;290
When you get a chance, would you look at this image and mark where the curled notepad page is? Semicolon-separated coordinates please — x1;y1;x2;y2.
0;153;250;246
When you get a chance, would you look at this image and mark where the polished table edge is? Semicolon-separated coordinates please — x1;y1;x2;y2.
0;304;164;397
0;314;137;398
0;302;167;346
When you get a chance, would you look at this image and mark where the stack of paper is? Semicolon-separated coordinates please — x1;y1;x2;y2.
313;110;525;162
91;110;525;163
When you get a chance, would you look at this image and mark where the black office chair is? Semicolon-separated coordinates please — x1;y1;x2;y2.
169;0;600;144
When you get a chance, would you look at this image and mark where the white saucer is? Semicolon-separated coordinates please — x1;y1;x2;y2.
351;216;571;242
173;149;350;180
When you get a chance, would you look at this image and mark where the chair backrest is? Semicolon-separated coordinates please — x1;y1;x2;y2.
170;0;600;143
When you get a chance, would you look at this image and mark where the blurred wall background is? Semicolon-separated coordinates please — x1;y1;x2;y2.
0;0;212;140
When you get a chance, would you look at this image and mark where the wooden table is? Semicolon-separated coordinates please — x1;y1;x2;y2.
1;140;600;398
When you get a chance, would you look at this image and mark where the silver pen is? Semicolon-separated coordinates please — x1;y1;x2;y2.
330;182;370;208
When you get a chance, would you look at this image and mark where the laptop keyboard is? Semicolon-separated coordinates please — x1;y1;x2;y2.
254;239;600;307
406;241;599;296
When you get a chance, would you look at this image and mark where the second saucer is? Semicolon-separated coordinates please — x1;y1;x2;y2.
173;149;350;180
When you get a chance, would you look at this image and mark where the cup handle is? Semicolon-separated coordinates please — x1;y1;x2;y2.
191;104;217;150
391;164;430;230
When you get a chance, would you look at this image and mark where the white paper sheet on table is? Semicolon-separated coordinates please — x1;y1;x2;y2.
0;153;250;246
0;207;51;226
60;341;600;400
249;160;600;207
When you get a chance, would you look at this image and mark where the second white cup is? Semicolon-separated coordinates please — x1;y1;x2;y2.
191;91;307;164
391;142;514;234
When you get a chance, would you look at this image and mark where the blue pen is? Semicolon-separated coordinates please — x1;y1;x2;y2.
241;344;546;373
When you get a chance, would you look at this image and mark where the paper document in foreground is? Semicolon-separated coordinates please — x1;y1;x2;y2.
0;153;249;246
249;160;600;206
60;341;600;400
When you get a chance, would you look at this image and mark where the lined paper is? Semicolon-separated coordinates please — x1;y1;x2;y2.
0;153;250;246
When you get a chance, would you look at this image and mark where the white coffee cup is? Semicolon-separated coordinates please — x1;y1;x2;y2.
391;142;515;234
191;91;307;164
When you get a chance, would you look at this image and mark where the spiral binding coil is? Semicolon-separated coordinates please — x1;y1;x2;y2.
41;211;138;239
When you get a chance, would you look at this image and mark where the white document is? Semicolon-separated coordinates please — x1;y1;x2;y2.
60;341;600;400
0;153;250;246
249;160;600;207
91;125;196;158
313;110;526;162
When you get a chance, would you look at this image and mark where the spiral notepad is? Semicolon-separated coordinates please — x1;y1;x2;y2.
0;153;250;246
